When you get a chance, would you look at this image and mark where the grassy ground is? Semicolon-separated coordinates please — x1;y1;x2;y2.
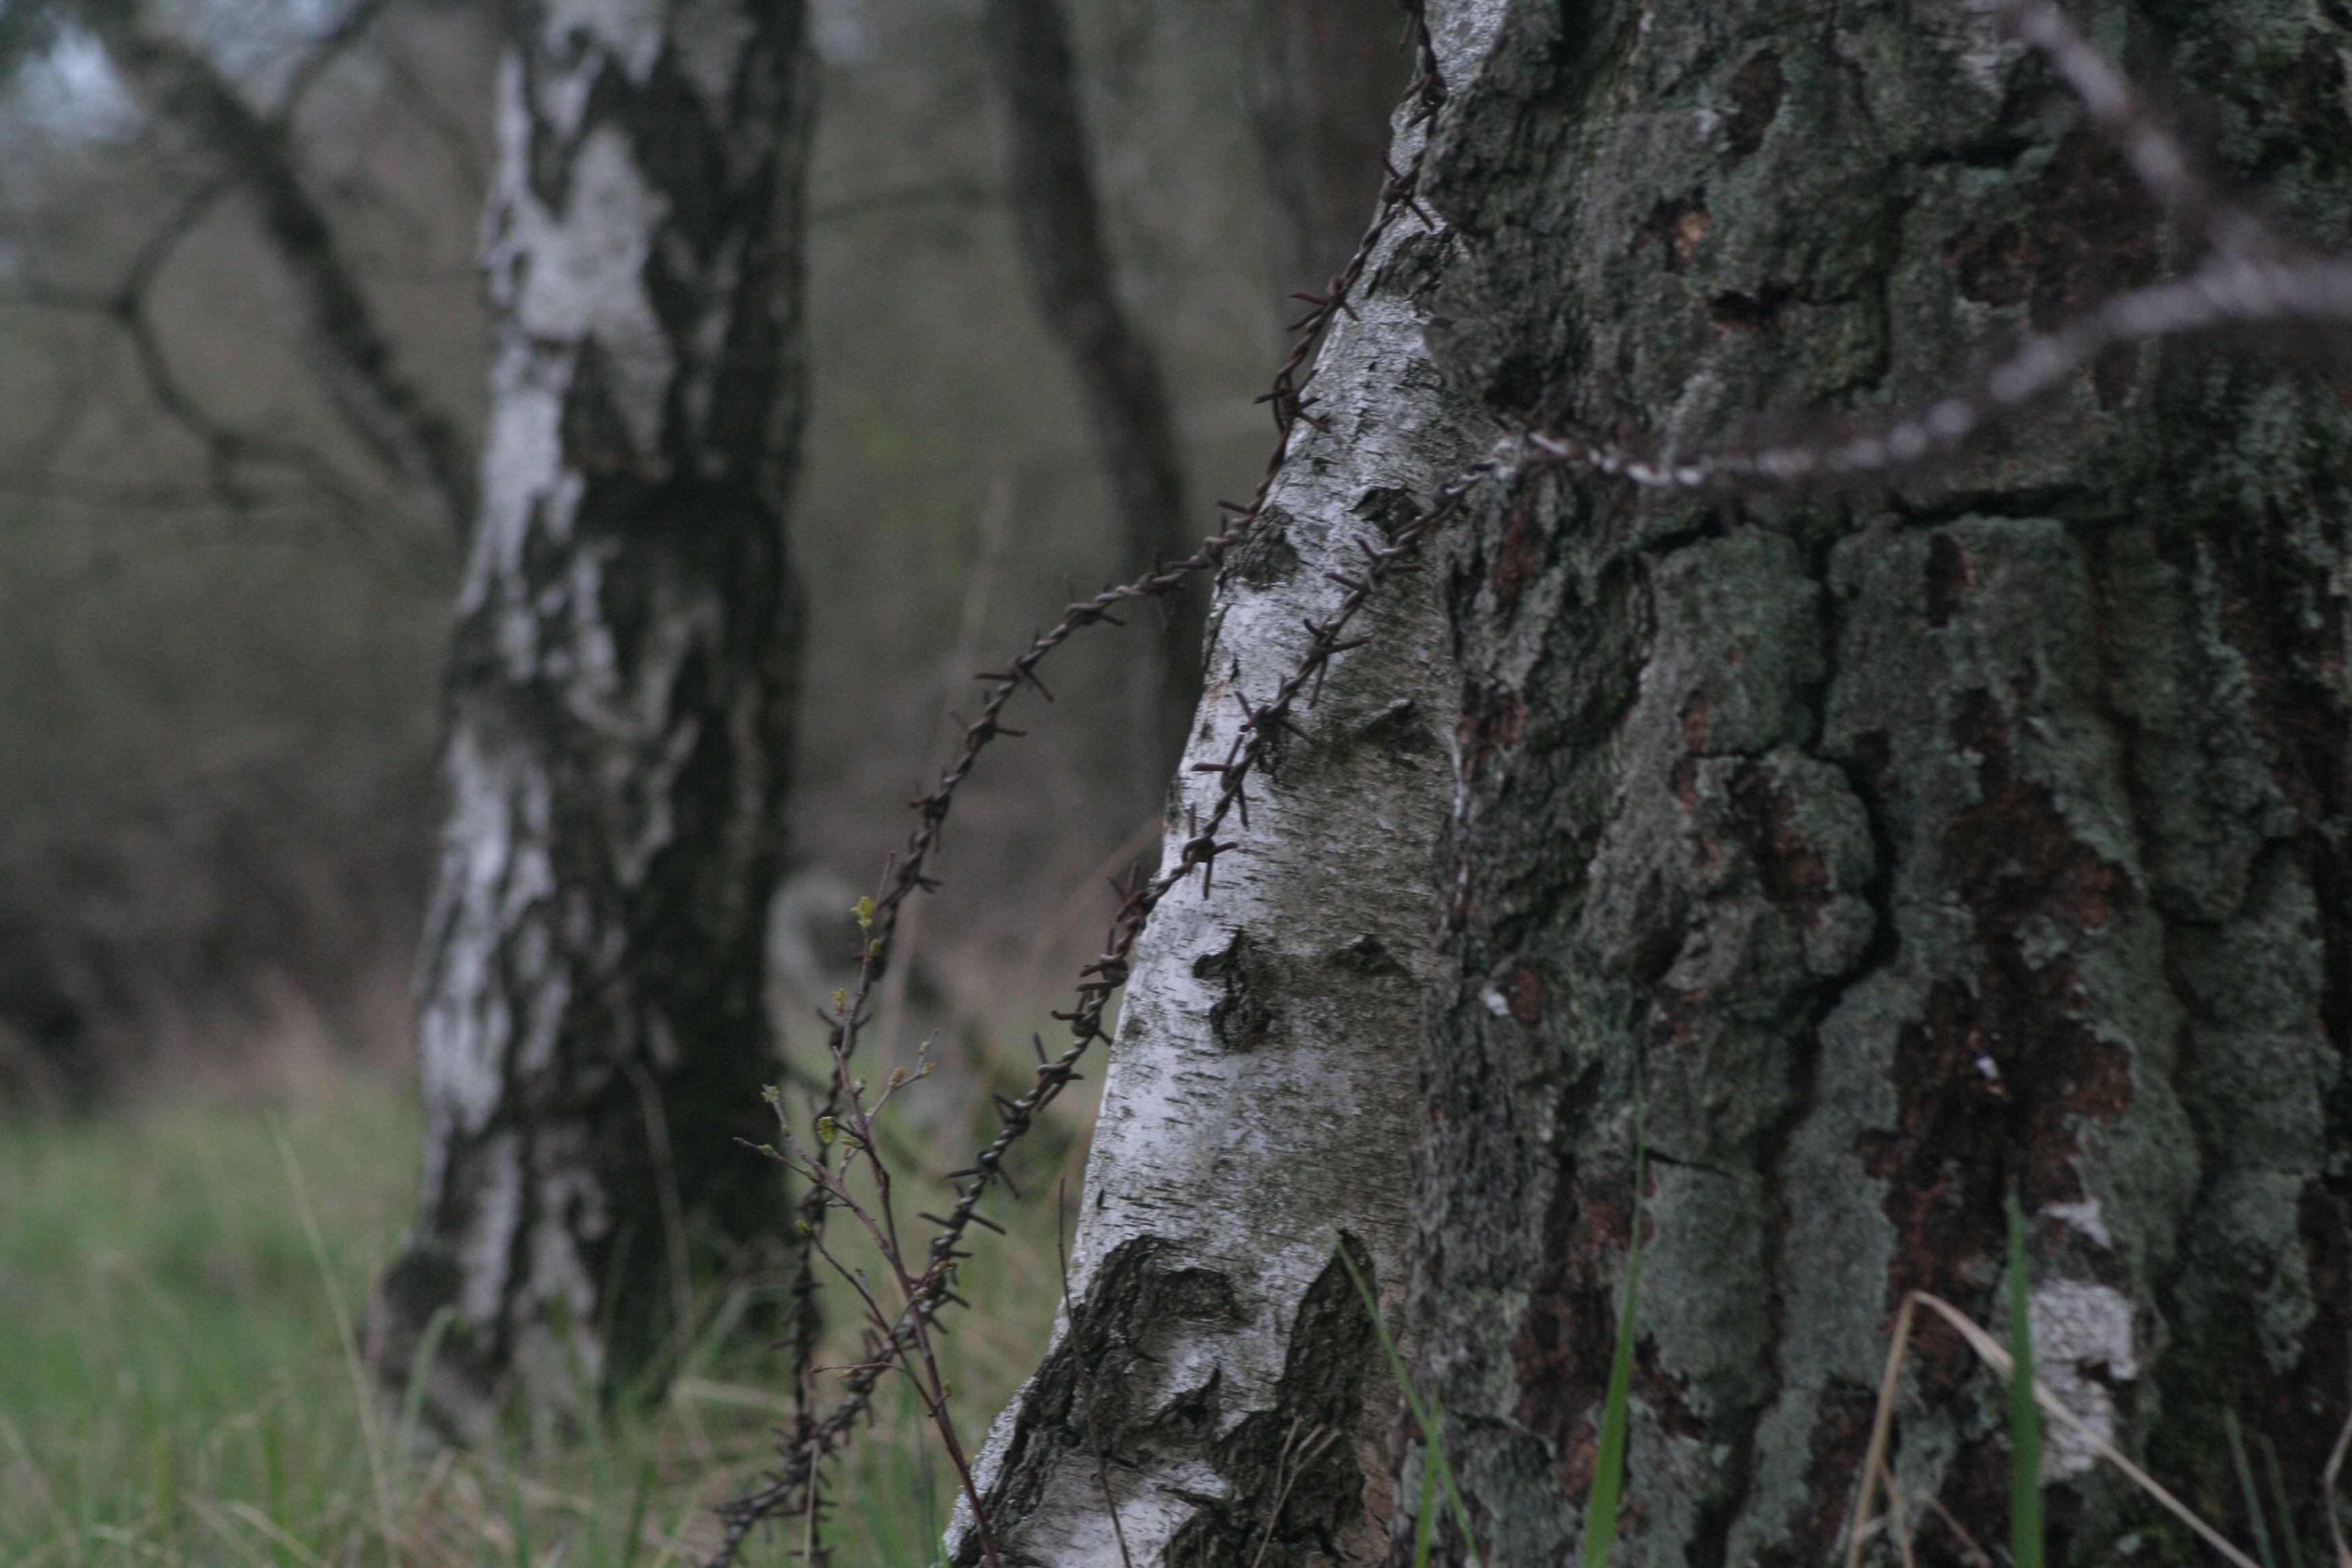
0;1054;1067;1568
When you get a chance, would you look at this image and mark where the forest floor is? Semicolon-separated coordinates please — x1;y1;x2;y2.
0;1043;1068;1568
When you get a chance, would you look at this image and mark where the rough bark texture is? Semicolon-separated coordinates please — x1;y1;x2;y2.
84;0;477;533
979;0;1202;781
1413;3;2352;1567
1247;0;1414;308
368;0;810;1437
949;10;1505;1561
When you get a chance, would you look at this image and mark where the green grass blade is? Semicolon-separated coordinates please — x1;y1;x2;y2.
2227;1411;2278;1568
1336;1239;1482;1568
506;1467;534;1568
1579;1106;1647;1568
393;1305;457;1465
2007;1188;2043;1568
617;1457;655;1568
1411;1435;1440;1568
1578;1265;1638;1568
2260;1433;2307;1568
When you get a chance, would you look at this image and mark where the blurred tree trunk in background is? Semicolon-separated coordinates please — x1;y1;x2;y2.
368;0;811;1437
1246;0;1411;309
979;0;1201;793
964;1;2352;1565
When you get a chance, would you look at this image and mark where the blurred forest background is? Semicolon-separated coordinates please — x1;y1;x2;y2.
0;0;1401;1111
0;1;1409;1554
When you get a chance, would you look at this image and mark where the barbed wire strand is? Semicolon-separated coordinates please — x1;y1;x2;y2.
702;6;1447;1563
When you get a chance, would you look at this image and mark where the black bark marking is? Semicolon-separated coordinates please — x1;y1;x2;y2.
963;1237;1379;1568
1853;689;2134;1386
1706;283;1793;332
1196;931;1279;1053
1751;1382;1875;1568
1924;532;1971;630
1951;129;2161;332
1330;934;1411;977
954;1239;1248;1568
1229;506;1307;587
1510;1062;1617;1499
1639;197;1712;272
1164;1236;1386;1568
1724;763;1833;917
1722;52;1784;159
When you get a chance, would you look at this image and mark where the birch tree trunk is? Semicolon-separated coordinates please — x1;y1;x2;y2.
949;6;1504;1562
1411;3;2352;1566
368;0;811;1438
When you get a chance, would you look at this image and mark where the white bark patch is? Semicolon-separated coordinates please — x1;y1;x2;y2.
545;0;668;86
488;64;674;465
420;725;558;1143
2029;1280;2139;1480
459;1128;525;1326
468;338;580;634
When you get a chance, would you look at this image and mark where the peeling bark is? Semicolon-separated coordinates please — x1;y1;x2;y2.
368;0;811;1437
1413;3;2352;1567
950;9;1505;1562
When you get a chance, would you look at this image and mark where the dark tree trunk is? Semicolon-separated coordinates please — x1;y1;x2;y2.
368;0;811;1437
1414;3;2352;1567
978;0;1201;785
1246;0;1413;309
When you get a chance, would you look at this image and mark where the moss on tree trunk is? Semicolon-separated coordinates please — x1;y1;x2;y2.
1411;3;2352;1566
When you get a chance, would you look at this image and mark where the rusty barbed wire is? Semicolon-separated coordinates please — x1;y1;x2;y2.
709;1;2352;1561
703;7;1448;1564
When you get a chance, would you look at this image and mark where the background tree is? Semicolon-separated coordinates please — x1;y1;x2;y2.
77;0;475;536
0;0;486;1105
1246;0;1411;307
978;0;1203;786
365;0;815;1437
958;0;2352;1565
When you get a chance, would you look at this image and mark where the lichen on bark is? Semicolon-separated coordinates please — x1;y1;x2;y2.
1409;2;2352;1567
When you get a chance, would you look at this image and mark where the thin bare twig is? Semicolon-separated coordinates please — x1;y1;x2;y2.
85;5;476;531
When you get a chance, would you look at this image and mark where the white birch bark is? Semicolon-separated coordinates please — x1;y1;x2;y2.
951;7;1504;1559
369;0;811;1439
